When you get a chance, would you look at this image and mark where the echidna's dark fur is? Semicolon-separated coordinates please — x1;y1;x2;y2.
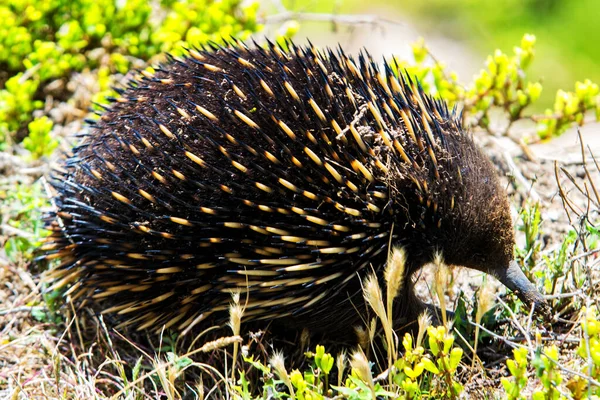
43;39;546;335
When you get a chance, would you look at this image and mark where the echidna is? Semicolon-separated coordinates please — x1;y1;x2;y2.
42;39;548;335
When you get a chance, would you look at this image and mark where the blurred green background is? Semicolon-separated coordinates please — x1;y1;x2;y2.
272;0;599;109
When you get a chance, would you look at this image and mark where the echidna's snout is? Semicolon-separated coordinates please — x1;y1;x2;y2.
495;260;550;317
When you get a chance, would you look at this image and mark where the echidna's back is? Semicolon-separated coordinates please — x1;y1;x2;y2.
45;40;466;333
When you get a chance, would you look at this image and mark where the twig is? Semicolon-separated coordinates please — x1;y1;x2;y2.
471;322;600;389
518;137;537;163
555;161;579;223
569;248;600;262
0;306;44;316
578;129;600;207
1;224;36;238
546;349;600;388
503;151;541;203
543;291;582;300
496;295;534;352
469;322;524;350
17;166;49;176
560;166;591;207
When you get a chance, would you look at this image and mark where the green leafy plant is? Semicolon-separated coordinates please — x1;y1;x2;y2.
501;306;600;399
516;201;543;272
501;347;529;400
23;116;58;159
0;0;263;144
537;79;600;139
233;327;465;400
532;345;563;400
391;34;599;139
1;180;49;262
575;306;600;396
391;326;464;399
0;73;43;142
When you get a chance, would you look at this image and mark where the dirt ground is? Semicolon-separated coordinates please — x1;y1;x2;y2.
0;22;599;395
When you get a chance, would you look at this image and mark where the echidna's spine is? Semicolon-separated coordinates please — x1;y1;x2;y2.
42;38;471;332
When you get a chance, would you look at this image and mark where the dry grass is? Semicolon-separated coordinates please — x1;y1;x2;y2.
2;128;600;398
